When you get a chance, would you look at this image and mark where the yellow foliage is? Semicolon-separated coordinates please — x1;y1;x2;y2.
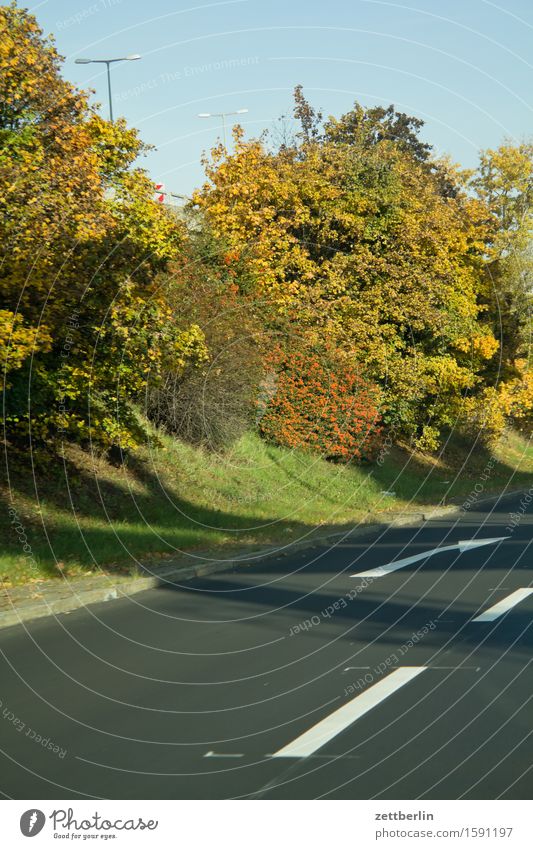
196;125;494;444
0;310;51;377
0;3;196;449
498;364;533;424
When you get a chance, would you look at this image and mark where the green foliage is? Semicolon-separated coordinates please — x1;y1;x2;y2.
324;102;432;162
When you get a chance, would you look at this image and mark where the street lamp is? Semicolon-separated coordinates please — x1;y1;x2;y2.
75;54;141;122
198;108;248;148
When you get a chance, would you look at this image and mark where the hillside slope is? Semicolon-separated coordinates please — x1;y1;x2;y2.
2;429;532;586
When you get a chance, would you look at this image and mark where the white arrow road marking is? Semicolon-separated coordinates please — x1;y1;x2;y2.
473;588;533;622
351;537;508;578
457;538;509;553
272;667;426;758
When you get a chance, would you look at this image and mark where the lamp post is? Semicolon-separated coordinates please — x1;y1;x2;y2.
197;108;248;148
75;54;141;122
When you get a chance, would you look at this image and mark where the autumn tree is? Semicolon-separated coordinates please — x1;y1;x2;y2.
324;102;432;163
0;2;206;451
194;93;497;450
473;142;533;376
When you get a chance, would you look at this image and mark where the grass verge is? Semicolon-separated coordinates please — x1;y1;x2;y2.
1;428;532;586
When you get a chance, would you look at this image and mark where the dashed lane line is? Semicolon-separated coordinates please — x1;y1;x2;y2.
472;588;533;623
271;667;426;758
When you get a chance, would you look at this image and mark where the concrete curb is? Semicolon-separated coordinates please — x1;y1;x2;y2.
0;489;525;631
0;520;384;630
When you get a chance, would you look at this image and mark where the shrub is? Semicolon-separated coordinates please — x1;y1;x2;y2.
258;347;383;461
458;363;533;447
459;387;508;445
145;225;264;451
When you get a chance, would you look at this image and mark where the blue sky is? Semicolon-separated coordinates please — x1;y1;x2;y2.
30;0;533;198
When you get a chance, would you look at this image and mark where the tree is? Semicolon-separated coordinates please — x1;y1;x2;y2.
293;84;323;143
194;104;496;449
473;142;533;376
324;102;432;162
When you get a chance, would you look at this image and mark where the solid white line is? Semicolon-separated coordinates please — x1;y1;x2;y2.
271;667;426;758
351;537;508;578
203;751;244;758
473;588;533;622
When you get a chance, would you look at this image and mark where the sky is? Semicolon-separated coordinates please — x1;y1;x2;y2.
30;0;533;199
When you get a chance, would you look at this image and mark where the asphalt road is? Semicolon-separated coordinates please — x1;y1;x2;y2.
1;492;532;800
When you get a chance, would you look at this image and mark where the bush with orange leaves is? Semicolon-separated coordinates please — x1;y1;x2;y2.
258;348;383;462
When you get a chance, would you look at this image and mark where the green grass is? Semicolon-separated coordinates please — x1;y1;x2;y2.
1;428;532;586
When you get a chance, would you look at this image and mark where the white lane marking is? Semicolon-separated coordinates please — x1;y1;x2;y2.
269;753;362;760
203;751;244;758
351;537;508;578
392;665;481;671
458;538;509;553
272;667;426;758
473;588;533;622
